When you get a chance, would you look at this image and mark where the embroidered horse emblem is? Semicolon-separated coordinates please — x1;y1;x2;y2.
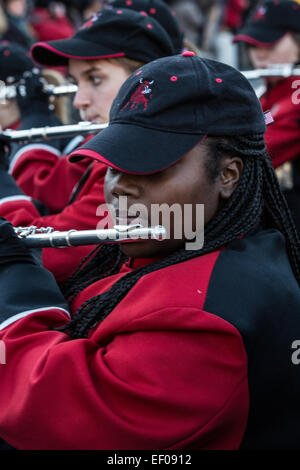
121;78;155;111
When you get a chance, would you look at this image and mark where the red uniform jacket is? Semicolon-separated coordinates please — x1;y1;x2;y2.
0;228;299;449
0;140;108;283
10;141;91;213
29;7;75;42
0;243;248;450
260;77;300;168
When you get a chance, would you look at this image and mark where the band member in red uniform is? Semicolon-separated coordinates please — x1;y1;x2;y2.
0;53;299;450
0;7;175;282
233;0;300;230
0;41;66;133
8;1;181;214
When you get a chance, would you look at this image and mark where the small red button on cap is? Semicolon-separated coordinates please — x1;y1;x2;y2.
182;51;195;57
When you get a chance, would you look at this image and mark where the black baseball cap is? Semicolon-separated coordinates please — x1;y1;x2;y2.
233;0;300;47
106;0;184;53
69;52;266;174
30;7;175;67
0;41;35;82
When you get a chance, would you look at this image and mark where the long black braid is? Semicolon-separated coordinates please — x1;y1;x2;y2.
58;134;300;339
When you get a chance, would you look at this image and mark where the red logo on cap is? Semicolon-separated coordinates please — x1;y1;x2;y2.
121;77;154;111
80;11;101;29
253;6;266;21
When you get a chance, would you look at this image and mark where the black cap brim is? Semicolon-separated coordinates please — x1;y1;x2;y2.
31;39;125;66
233;25;284;46
69;123;204;174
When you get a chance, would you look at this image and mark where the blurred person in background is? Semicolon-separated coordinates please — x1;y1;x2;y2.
215;0;248;67
0;41;34;131
234;0;300;232
2;0;35;46
28;0;75;42
165;0;241;62
0;40;67;131
0;0;31;46
163;0;204;49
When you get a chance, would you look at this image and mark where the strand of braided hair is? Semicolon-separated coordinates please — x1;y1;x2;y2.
57;133;300;339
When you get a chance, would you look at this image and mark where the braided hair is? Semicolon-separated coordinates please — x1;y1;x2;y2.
58;133;300;339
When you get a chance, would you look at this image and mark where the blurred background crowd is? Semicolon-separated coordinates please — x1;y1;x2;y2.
0;0;294;70
0;0;272;127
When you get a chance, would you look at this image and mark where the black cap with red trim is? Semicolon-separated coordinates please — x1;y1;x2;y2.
233;0;300;47
30;7;175;67
69;52;266;175
0;41;35;82
106;0;184;53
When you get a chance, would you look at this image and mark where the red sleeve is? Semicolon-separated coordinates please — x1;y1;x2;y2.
10;145;89;213
0;307;248;450
0;163;108;282
260;86;300;168
263;109;300;168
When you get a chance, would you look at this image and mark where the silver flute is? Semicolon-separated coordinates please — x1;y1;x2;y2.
241;63;300;80
15;224;167;248
0;81;78;102
0;121;108;143
0;64;298;104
